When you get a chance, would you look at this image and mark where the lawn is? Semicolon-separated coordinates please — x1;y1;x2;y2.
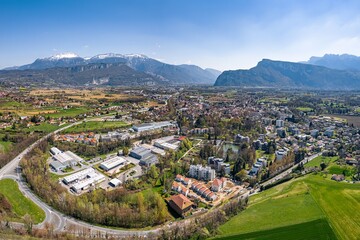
215;174;360;240
0;179;45;224
304;156;338;168
63;121;130;133
216;219;336;240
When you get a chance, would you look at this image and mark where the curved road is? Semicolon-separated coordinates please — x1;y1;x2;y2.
0;120;321;238
0;121;162;238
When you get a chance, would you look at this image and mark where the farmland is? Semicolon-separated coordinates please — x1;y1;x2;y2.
215;174;360;240
0;179;45;224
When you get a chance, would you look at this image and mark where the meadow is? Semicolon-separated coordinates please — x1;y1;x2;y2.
62;120;130;133
0;179;45;224
214;174;360;240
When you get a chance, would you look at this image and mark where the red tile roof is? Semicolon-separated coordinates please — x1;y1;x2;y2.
169;194;193;210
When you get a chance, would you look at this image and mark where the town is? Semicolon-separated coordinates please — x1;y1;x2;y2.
0;86;359;239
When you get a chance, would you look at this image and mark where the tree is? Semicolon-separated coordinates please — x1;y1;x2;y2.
23;214;33;234
235;169;248;182
123;147;129;156
320;162;327;171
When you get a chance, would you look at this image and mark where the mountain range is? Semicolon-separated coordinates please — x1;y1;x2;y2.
214;54;360;90
1;53;221;86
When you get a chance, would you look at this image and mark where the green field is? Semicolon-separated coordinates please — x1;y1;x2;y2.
0;179;45;223
0;140;12;153
44;107;90;118
25;123;65;133
63;121;130;133
216;219;336;240
304;156;338;168
296;107;313;112
215;174;360;240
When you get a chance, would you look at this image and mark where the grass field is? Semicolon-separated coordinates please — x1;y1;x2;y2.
0;179;45;224
43;107;90;118
0;140;12;153
25;123;65;133
216;219;336;240
215;174;360;240
296;107;313;112
63;121;130;133
304;156;338;168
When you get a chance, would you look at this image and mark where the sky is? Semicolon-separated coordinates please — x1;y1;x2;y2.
1;0;360;70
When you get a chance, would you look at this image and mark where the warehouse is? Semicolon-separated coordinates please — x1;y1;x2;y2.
99;156;127;171
63;168;95;185
71;173;105;193
132;121;175;132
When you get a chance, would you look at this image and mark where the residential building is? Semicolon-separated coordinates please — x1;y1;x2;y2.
167;194;193;217
189;165;216;181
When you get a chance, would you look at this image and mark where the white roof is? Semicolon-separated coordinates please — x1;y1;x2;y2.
100;156;126;170
63;168;95;183
109;178;122;186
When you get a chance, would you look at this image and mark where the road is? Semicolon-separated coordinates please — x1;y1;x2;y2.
0;120;162;238
0;120;322;238
260;152;322;188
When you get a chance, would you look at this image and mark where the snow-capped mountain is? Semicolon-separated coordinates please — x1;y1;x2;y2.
47;52;80;60
4;53;219;85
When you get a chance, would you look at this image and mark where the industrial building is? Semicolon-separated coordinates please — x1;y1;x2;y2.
70;172;105;193
109;178;122;187
130;146;158;167
49;148;84;172
63;168;95;185
132;121;175;132
99;156;127;171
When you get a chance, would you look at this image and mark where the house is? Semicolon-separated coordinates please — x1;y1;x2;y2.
175;174;184;182
180;186;189;196
211;179;223;192
207;192;217;201
331;174;345;182
172;182;181;192
167;194;193;216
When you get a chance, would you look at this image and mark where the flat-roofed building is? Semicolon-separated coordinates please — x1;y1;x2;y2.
50;147;62;155
109;178;122;187
132;121;175;132
71;173;105;193
99;156;127;171
63;168;95;185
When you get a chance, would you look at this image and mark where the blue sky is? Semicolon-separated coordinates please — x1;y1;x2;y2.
1;0;360;70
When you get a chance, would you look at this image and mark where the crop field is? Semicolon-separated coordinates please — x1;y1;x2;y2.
0;179;45;224
63;120;130;133
215;174;360;240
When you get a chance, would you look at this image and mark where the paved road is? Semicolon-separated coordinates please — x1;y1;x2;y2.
260;152;322;188
0;121;162;237
0;121;321;238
